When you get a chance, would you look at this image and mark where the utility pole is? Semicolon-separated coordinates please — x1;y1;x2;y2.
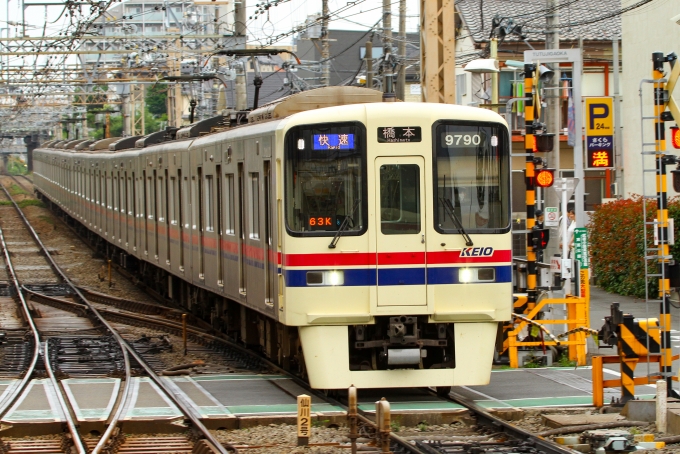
544;0;561;262
366;41;373;89
234;0;246;36
613;36;623;196
382;0;394;98
321;0;330;87
396;0;406;100
420;0;455;103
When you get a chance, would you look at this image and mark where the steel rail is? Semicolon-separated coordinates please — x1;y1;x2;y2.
1;180;132;454
9;177;230;454
43;341;87;454
445;390;575;454
0;184;86;453
0;205;41;416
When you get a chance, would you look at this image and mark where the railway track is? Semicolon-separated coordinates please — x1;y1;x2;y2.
0;179;231;454
5;175;580;454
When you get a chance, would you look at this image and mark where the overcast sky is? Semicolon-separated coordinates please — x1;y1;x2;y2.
0;0;423;44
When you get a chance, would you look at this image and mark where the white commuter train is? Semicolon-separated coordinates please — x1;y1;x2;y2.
33;87;512;390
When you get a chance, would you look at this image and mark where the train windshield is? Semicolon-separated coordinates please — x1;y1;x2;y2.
284;123;366;236
434;122;510;234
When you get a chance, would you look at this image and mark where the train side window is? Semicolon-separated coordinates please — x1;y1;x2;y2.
114;175;119;212
225;174;235;235
205;175;214;231
250;173;260;240
182;176;190;229
191;176;198;229
106;172;111;209
169;177;176;225
157;175;164;222
147;175;154;220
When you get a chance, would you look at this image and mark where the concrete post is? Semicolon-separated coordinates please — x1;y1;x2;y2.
657;379;667;433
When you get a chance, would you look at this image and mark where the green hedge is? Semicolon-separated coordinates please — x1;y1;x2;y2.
588;196;680;298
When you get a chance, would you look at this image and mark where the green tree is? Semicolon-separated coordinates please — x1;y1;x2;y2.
146;84;168;117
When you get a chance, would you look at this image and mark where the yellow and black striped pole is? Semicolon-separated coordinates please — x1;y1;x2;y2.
652;51;674;396
525;63;537;311
618;313;661;403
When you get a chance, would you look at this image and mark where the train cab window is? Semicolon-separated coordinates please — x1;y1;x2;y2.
433;122;511;234
380;164;421;234
284;122;366;236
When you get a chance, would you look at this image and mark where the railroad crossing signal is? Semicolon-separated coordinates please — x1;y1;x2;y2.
534;168;555;188
671;126;680;149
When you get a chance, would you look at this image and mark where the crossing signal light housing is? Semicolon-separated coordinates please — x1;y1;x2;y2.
671;126;680;149
673;167;680;192
535;168;555;188
529;227;550;250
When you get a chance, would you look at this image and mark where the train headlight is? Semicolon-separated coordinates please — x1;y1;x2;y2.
458;267;496;283
459;268;473;283
306;270;345;286
326;270;344;286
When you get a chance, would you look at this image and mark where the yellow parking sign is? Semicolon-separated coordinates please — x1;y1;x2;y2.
585;97;613;136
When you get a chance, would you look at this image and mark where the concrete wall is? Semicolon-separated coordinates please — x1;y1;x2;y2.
622;0;680;197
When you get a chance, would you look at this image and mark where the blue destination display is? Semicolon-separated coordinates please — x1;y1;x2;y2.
312;134;355;150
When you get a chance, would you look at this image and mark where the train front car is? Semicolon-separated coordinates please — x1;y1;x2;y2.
279;102;512;390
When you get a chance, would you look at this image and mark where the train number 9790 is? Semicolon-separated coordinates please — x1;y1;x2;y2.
443;134;482;147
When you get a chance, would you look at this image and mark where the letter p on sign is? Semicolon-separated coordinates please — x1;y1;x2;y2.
585;97;613;135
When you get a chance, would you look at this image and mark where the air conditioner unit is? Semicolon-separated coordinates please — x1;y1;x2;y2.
610;182;618;196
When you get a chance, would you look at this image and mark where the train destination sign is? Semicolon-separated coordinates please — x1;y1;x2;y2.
312;133;355;150
377;126;422;143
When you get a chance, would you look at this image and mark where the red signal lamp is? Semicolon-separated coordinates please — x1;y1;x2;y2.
671;126;680;149
535;168;555;188
528;227;550;250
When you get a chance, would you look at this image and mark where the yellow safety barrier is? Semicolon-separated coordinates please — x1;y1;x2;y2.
507;294;588;368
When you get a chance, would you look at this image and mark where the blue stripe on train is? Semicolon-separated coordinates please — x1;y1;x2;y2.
283;266;512;287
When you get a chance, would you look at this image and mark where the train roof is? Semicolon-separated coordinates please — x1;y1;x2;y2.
36;87;508;157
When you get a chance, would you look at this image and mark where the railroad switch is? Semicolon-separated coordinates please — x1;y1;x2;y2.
556;430;665;453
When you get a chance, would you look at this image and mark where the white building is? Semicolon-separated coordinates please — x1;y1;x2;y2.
621;1;680;197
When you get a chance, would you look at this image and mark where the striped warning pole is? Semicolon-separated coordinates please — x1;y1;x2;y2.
524;63;537;311
652;51;673;397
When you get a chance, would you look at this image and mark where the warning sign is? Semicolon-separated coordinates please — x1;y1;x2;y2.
544;207;558;227
550;256;561;272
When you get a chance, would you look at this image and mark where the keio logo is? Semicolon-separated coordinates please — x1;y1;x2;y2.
460;247;494;257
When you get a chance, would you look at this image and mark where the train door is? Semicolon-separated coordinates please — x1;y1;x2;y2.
197;167;205;280
263;160;274;306
178;169;186;273
374;156;427;307
132;172;138;252
216;164;224;287
126;172;132;249
238;162;246;295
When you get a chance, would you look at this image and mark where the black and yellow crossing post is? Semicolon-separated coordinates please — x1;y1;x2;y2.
598;303;661;403
524;63;539;311
524;64;537;311
653;51;676;397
